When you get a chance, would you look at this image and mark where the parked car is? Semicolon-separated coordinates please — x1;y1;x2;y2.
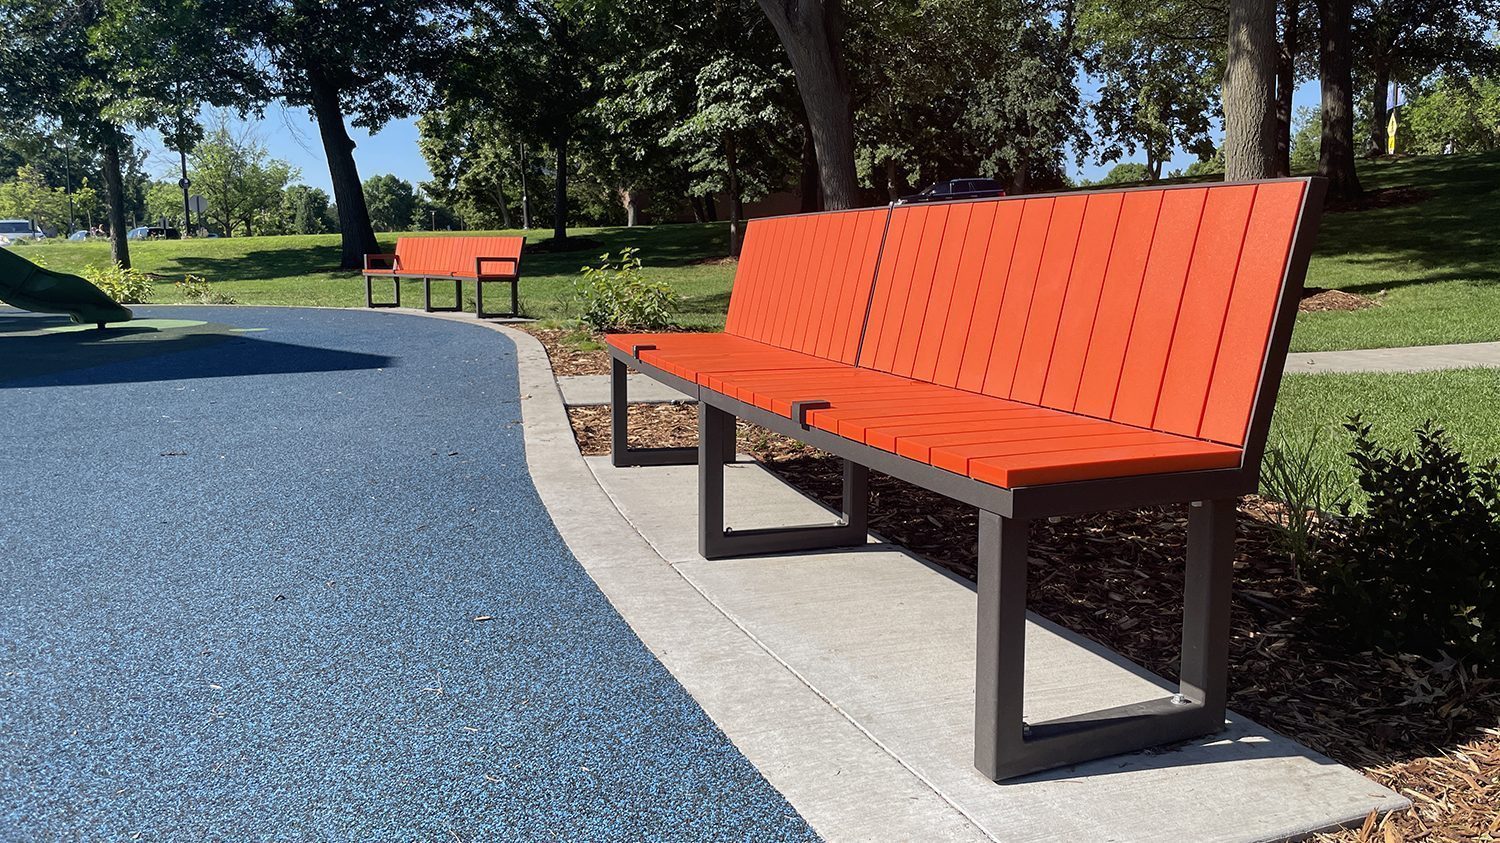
0;219;45;245
126;226;182;240
67;230;95;241
897;178;1007;204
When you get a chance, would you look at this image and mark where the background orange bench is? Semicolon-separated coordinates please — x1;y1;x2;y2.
609;178;1325;781
363;236;525;318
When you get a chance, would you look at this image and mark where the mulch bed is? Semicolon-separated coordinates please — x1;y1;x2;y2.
512;327;612;376
1303;287;1382;313
535;328;1499;842
1326;186;1432;214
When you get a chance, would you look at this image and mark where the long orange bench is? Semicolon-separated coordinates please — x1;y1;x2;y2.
363;235;525;318
608;179;1325;781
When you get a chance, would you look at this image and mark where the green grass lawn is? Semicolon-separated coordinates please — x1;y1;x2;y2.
13;150;1497;346
1269;368;1500;501
11;153;1500;487
18;223;739;330
1293;151;1500;352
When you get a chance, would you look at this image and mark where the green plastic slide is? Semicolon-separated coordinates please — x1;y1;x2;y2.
0;247;132;327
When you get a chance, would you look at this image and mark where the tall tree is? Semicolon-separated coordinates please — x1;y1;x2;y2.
1354;0;1500;157
445;0;614;243
1223;0;1279;179
1078;0;1221;181
1274;0;1304;175
189;116;298;236
1317;0;1363;199
250;0;446;267
756;0;861;208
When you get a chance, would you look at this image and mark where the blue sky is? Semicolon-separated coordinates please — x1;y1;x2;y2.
138;79;1326;196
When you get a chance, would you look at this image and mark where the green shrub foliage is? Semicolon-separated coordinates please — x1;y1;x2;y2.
1313;417;1499;669
572;248;677;332
84;262;152;304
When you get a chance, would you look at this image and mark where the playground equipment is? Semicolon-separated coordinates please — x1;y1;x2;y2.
0;248;133;328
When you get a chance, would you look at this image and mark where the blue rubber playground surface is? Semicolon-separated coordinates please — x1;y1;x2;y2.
0;306;817;840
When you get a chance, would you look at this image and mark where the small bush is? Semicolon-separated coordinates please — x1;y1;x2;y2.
175;274;236;304
1311;417;1500;670
83;262;152;304
572;247;677;332
1260;428;1348;578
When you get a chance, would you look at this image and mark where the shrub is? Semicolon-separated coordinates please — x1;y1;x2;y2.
1311;417;1500;670
572;247;677;332
83;262;152;304
175;274;236;304
1260;428;1348;579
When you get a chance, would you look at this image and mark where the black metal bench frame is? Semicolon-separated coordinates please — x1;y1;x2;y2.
605;177;1325;781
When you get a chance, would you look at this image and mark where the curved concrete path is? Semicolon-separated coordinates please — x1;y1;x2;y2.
0;307;816;840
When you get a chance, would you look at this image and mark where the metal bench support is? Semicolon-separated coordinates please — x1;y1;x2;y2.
422;278;464;313
698;402;869;560
476;277;520;319
610;356;702;467
365;275;400;308
975;498;1234;780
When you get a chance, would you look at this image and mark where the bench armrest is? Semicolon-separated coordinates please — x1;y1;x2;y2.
364;252;398;271
475;256;520;277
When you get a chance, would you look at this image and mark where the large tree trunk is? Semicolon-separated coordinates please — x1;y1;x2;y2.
1368;61;1391;156
553;134;569;243
725;134;743;257
757;0;861;209
308;72;378;270
1224;0;1280;180
100;127;131;270
1316;0;1363;201
799;124;822;212
1274;0;1297;176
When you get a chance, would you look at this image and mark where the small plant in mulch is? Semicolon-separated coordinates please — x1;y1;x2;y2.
570;248;679;332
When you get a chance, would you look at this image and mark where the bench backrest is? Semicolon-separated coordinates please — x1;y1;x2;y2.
724;207;889;365
855;181;1315;448
395;236;525;276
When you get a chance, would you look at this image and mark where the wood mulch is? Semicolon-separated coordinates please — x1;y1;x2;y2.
536;331;1499;842
1326;186;1432;214
1302;287;1383;313
512;326;612;376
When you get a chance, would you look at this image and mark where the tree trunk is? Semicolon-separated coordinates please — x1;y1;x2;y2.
1274;0;1297;176
1368;61;1391;156
308;72;378;270
100;127;131;270
757;0;861;209
689;195;706;223
1224;0;1280;180
621;187;641;227
704;195;718;222
1316;0;1363;201
553;135;568;243
725;134;743;257
799;124;821;212
495;182;513;229
883;158;900;203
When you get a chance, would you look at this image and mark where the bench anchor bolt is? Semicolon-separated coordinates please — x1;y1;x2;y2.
1170;692;1190;706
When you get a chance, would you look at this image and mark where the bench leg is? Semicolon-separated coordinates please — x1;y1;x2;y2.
974;499;1233;781
423;278;433;312
365;275;400;308
476;279;520;319
699;402;869;560
610;357;699;467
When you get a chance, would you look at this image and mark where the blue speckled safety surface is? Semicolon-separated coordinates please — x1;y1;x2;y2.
0;307;818;841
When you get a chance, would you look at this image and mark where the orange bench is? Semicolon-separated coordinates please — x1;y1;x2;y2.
609;179;1325;780
363;236;525;318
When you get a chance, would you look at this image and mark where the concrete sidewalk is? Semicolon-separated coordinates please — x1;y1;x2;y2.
502;327;1408;842
1284;340;1500;374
